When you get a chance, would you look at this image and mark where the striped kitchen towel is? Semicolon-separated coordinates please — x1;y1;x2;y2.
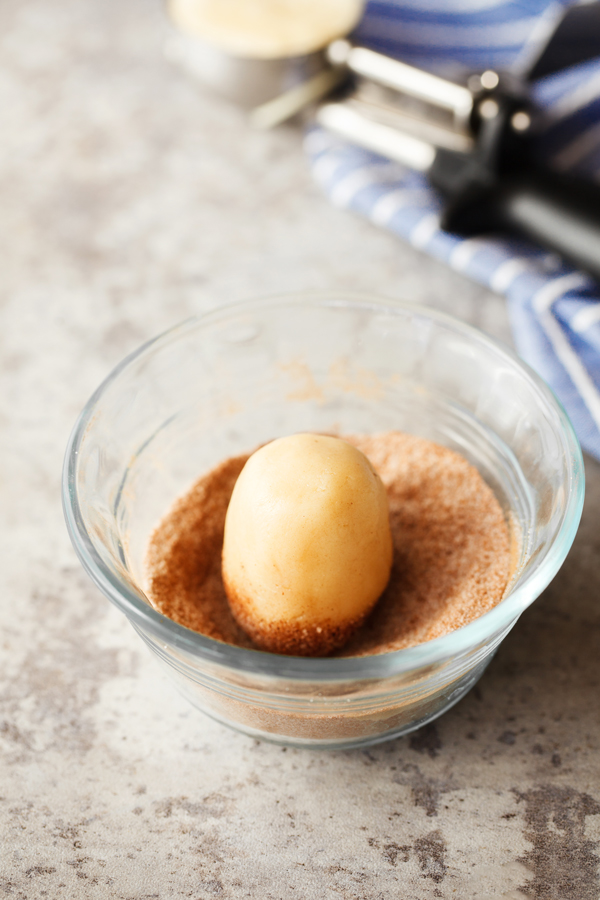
306;0;600;460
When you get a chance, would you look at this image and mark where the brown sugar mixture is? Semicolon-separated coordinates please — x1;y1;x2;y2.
145;432;513;656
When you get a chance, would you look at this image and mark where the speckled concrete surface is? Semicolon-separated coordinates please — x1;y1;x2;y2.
1;1;599;898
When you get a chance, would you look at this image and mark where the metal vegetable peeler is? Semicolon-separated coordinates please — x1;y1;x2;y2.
314;37;600;282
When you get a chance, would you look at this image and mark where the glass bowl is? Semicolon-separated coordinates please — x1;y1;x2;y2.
63;293;584;749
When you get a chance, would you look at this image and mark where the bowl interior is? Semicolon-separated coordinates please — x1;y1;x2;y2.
66;295;583;671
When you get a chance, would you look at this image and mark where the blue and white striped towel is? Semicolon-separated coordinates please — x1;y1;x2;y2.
306;0;600;460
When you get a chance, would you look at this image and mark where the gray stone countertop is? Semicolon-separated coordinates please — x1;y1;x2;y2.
1;1;599;898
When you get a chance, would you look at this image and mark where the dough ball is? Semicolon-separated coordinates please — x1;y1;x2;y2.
168;0;364;59
222;433;393;655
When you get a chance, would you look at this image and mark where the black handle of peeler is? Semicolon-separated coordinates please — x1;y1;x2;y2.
435;151;600;282
492;170;600;282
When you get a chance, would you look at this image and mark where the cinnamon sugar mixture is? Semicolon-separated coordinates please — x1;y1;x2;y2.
145;432;512;656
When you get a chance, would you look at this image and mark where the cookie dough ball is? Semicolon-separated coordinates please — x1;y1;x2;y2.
168;0;364;59
222;433;393;656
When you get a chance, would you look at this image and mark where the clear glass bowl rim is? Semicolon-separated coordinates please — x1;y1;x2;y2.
62;292;585;682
